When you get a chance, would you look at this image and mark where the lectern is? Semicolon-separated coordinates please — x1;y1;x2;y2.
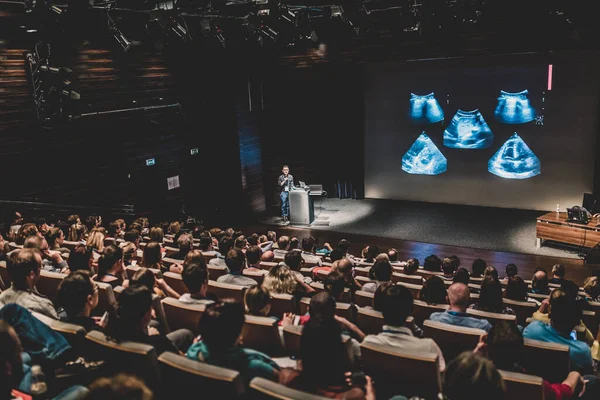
289;188;314;226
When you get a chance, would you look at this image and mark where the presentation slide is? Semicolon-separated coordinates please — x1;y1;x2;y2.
364;53;600;211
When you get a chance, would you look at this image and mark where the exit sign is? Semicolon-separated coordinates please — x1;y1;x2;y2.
146;158;156;166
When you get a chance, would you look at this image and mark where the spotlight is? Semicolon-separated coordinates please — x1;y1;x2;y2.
214;24;226;48
169;17;190;41
330;5;344;19
50;4;65;14
107;13;132;51
61;89;80;100
255;0;270;16
258;23;278;41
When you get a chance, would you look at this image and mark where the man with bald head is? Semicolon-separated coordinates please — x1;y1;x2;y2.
261;250;275;262
429;283;492;331
530;269;551;295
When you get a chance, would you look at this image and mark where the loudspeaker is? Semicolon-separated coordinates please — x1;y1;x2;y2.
585;242;600;264
582;193;600;214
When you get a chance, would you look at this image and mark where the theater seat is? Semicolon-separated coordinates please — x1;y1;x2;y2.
162;297;207;335
36;270;67;302
270;293;296;318
243;269;265;285
412;300;449;326
360;341;441;400
354;267;371;277
499;370;544;400
259;261;278;271
357;307;414;335
250;377;329;400
31;311;86;349
241;315;284;357
423;320;485;362
126;265;161;280
208;280;246;303
396;282;422;299
354;290;374;308
207;265;228;280
163;272;188;295
95;281;117;315
502;298;538;325
522;338;570;383
282;325;352;361
466;308;517;325
391;273;424;285
158;352;244;398
299;298;353;320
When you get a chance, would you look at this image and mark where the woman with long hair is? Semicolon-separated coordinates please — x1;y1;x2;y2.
86;228;105;252
418;276;448;305
469;276;514;314
141;242;163;272
262;264;297;295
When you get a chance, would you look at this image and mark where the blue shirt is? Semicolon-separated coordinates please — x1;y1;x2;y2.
523;320;593;370
429;310;492;332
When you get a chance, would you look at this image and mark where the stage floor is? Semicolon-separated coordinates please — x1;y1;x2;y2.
262;198;585;259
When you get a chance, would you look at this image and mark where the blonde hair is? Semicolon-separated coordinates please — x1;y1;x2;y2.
86;228;105;251
169;221;181;235
583;276;600;298
149;227;164;243
262;264;297;294
244;286;271;316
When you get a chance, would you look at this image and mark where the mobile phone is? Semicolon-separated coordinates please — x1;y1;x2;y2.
99;311;109;327
350;371;367;387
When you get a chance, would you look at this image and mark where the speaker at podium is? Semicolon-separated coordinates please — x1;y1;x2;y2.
289;187;314;226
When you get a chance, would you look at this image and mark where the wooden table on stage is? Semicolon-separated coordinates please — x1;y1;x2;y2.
536;212;600;248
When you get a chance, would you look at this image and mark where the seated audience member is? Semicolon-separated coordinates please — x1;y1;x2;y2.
449;255;461;268
387;248;400;265
423;254;442;272
149;227;164;245
336;239;352;258
169;233;193;260
530;268;551;295
453;267;470;286
443;352;504;400
266;230;277;245
263;264;313;295
273;236;290;255
247;233;259;246
114;219;127;239
198;234;213;252
234;235;248;251
441;257;455;281
430;283;492;332
288;237;300;251
418;276;448;305
86;228;105;253
131;268;180;299
484;266;499;281
523;290;593;372
0;249;58;318
245;246;267;274
15;223;40;246
56;270;102;331
261;250;275;263
209;236;234;268
471;258;487;278
364;283;446;371
68;222;86;243
283;251;311;285
23;235;68;273
45;227;69;254
244;286;272;317
403;258;420;276
362;259;392;293
216;249;257;287
279;315;374;399
106;221;119;242
121;242;137;267
300;237;322;266
67;244;94;273
179;263;214;305
86;374;152;400
6;212;23;242
186;301;280;385
582;276;600;302
333;258;362;292
480;321;597;400
106;286;192;354
550;264;567;285
94;244;128;289
504;264;518;280
469;276;514;315
141;242;166;272
168;221;181;242
504;276;533;303
123;230;141;249
362;245;379;264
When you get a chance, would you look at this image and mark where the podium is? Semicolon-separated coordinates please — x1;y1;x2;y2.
289;188;314;226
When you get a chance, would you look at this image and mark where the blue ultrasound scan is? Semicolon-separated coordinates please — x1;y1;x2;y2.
443;109;493;149
409;93;444;124
494;90;536;124
488;133;540;179
402;132;447;175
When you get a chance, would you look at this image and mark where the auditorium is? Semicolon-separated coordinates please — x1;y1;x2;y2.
1;1;600;399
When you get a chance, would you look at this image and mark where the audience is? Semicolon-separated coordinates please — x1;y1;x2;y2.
423;254;442;272
471;258;486;278
216;248;257;287
430;283;492;331
209;236;234;268
418;276;448;305
56;270;102;331
141;242;165;272
469;276;514;315
263;264;301;295
441;257;455;280
131;268;180;300
484;265;499;281
45;227;69;253
453;267;470;286
23;235;68;273
504;263;518;280
443;352;504;400
179;262;213;305
403;258;420;276
244;285;272;317
169;234;193;260
550;264;566;285
85;374;152;400
94;244;128;288
582;276;600;302
530;268;551;295
333;257;362;292
362;259;392;293
65;244;94;273
504;276;534;303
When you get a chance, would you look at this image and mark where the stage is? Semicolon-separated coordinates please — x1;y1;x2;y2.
262;198;591;259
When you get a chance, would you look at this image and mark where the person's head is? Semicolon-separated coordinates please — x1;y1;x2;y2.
224;228;235;238
114;219;126;232
16;223;39;245
199;301;245;353
124;230;140;245
308;291;336;320
301;236;316;253
57;270;98;319
444;352;505;400
267;231;277;243
45;227;64;249
264;264;296;294
261;250;274;262
559;280;580;301
376;283;413;326
225;248;246;273
86;374;153;400
418;276;448;305
387;248;399;262
365;245;379;262
442;257;455;276
23;235;47;252
121;242;137;266
7;248;42;290
68;214;81;226
277;236;290;251
85;215;101;232
87;228;105;252
447;283;470;312
247;233;259;246
219;236;235;257
183;250;207;270
453;267;470;285
300;315;349;389
142;242;162;269
0;321;24;400
324;270;346;300
486;321;523;371
329;248;344;262
97;244;123;280
472;259;487;277
504;276;528;302
245;245;262;266
182;262;209;296
549;289;582;334
288;237;299;251
423;254;442;272
478;276;504;313
552;264;565;279
505;264;518;279
168;221;180;235
484;266;499;281
371;259;393;282
234;235;247;250
149;227;164;244
336;239;350;255
404;258;419;275
531;269;549;293
583;276;600;299
131;268;156;292
244;286;271;316
199;235;212;251
284;250;304;271
68;244;94;272
108;221;119;237
282;165;289;175
68;222;86;242
109;286;153;339
334;257;354;283
177;233;193;253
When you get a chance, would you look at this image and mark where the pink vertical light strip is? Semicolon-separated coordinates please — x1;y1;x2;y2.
547;64;553;90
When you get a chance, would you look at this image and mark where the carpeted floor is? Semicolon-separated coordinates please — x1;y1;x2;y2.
263;198;588;259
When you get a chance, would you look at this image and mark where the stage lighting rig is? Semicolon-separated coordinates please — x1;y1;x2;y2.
107;12;132;51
